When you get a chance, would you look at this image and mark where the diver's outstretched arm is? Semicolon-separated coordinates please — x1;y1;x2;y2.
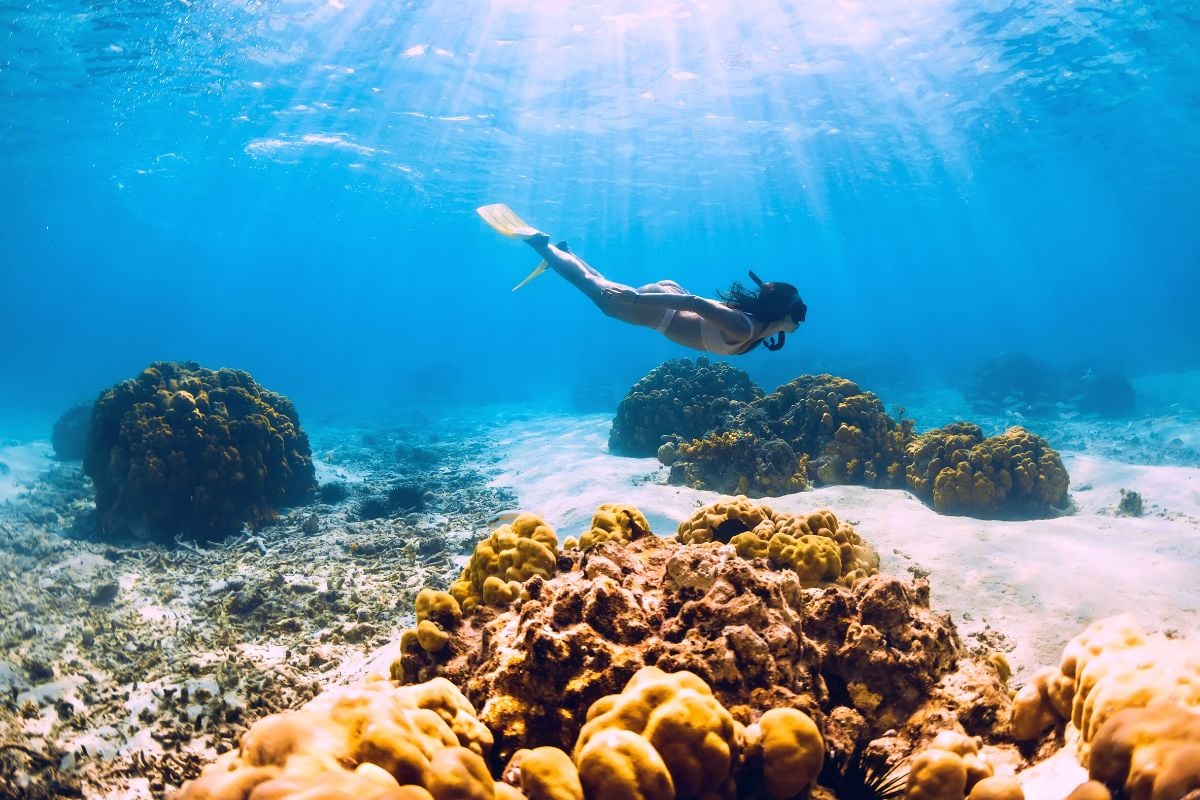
611;290;754;338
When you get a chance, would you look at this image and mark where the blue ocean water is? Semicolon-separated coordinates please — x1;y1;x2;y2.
2;0;1198;435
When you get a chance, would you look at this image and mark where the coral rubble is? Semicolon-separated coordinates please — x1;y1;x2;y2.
83;360;317;541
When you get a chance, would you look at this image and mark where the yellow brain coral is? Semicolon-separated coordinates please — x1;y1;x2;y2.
573;666;740;800
503;747;585;800
677;497;878;586
450;513;558;614
1009;615;1200;798
676;495;775;545
578;504;653;551
747;707;824;800
905;424;1069;518
177;678;503;800
904;731;996;800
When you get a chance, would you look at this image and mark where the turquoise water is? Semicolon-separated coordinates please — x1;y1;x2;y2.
2;1;1198;433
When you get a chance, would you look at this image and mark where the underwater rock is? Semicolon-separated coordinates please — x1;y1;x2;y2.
51;400;94;461
83;361;317;542
1068;371;1136;418
608;357;762;457
963;352;1062;417
1116;488;1144;516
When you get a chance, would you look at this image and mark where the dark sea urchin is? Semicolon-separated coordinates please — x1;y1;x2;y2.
824;746;907;800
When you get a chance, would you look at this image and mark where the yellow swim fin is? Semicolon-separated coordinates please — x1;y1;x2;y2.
512;260;549;292
476;203;541;239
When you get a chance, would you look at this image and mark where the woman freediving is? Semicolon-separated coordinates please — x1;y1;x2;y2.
477;204;807;355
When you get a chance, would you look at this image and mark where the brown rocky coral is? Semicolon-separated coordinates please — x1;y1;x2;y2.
905;423;1070;518
757;374;912;488
83;360;316;541
394;506;1002;771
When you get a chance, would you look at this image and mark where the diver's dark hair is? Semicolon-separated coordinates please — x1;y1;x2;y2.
718;270;806;353
717;279;800;321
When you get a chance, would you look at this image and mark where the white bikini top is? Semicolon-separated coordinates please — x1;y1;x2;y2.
701;311;758;356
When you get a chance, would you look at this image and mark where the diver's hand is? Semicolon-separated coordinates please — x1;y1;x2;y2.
602;286;640;304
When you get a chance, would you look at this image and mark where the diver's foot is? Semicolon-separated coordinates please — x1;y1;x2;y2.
524;232;551;249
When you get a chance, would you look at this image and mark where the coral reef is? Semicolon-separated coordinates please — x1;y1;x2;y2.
356;482;431;520
1009;614;1200;799
176;677;508;800
904;424;1070;518
608;358;762;457
622;364;1072;519
1068;372;1136;418
755;374;912;488
963;353;1137;419
963;352;1062;416
396;502;1006;772
663;429;807;496
659;374;912;498
83;361;317;541
51;400;93;460
448;512;558;614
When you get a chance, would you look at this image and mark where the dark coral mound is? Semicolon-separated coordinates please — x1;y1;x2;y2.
905;422;1070;518
664;429;805;496
964;352;1136;419
608;357;762;457
51;400;94;460
84;361;317;541
963;352;1060;416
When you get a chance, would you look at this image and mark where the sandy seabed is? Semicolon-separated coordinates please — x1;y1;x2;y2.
0;371;1198;798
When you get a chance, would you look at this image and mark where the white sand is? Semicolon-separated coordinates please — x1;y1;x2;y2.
0;441;54;505
489;412;1200;684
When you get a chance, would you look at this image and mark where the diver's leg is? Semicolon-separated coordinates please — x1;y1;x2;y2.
525;234;618;304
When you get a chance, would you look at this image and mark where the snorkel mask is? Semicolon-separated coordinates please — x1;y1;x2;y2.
748;270;806;351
